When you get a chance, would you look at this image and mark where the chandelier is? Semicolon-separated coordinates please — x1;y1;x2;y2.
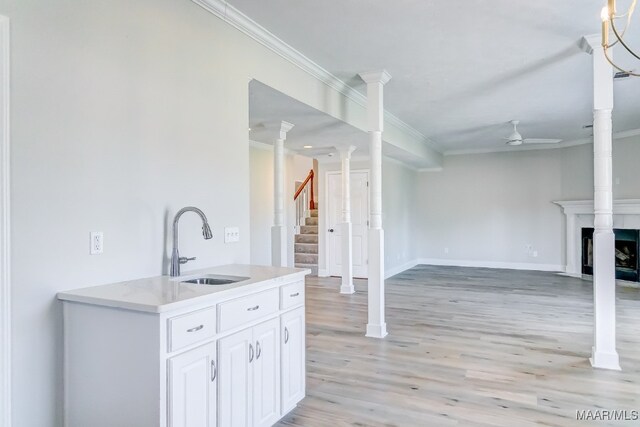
602;0;640;76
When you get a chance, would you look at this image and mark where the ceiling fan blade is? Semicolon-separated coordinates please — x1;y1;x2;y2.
523;138;562;144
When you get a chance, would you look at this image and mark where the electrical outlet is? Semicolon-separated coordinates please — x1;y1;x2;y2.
532;250;538;258
444;247;449;254
90;232;103;255
224;227;240;243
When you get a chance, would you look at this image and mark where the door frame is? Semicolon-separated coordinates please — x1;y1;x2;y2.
0;15;10;427
324;169;369;279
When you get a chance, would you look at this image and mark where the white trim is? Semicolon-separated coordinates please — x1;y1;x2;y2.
317;268;329;278
417;258;564;272
191;0;440;153
384;260;420;279
0;16;10;427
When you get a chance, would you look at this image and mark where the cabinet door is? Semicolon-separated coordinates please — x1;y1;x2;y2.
218;328;253;427
168;341;217;427
281;307;306;414
252;318;281;427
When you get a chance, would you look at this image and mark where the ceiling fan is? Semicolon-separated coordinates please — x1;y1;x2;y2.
504;120;562;146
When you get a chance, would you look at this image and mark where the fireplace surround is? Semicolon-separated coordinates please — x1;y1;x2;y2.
554;199;640;281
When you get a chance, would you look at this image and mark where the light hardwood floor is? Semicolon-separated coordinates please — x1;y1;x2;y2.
277;265;640;427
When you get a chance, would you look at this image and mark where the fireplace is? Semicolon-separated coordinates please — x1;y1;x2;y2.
582;228;640;282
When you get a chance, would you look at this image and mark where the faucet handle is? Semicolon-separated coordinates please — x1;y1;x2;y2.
179;256;196;264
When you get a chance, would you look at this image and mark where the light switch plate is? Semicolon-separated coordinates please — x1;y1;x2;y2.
224;227;240;243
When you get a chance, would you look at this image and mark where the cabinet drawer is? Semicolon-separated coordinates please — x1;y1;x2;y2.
218;288;279;332
280;281;304;310
168;307;216;353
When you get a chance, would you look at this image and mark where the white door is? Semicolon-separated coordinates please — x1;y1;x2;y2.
280;307;305;414
218;329;253;427
168;342;217;427
252;318;280;427
327;171;369;278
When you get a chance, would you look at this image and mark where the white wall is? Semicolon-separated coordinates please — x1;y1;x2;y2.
249;145;274;266
0;0;384;424
249;143;312;266
317;156;419;277
414;137;640;269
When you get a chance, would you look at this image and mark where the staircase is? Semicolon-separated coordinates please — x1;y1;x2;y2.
295;207;318;275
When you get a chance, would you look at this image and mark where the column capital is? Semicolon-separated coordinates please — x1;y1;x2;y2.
279;121;295;140
359;70;392;85
338;145;357;159
579;34;602;55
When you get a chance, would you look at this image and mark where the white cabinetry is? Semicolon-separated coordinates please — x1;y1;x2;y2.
218;318;280;427
169;342;217;427
60;269;307;427
252;319;280;427
280;307;305;413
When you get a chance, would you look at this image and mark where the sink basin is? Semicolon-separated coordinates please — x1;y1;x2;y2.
181;274;249;286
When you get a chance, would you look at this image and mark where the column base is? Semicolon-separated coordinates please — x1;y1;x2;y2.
590;347;621;370
365;323;388;339
340;284;355;295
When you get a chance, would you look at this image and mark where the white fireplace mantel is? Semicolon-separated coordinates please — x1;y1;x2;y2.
553;199;640;276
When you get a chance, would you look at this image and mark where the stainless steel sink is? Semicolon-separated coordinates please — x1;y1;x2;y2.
181;275;249;286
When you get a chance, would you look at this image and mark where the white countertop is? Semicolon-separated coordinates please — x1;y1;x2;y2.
57;264;310;313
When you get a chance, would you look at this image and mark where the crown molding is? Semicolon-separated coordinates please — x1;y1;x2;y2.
359;70;392;85
580;34;601;55
191;0;440;153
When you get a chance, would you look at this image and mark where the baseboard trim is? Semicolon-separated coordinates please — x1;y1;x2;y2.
385;260;420;279
417;258;564;272
317;268;329;278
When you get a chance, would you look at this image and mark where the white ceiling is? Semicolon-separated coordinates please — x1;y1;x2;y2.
249;80;369;159
232;0;640;153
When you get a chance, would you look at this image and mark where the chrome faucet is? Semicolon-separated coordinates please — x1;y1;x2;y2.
170;206;213;277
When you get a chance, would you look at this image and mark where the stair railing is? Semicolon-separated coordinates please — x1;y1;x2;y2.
294;169;315;229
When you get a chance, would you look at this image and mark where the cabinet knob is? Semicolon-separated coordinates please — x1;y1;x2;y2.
328;228;334;233
211;360;217;382
247;305;260;311
256;341;261;359
186;325;204;333
284;327;289;344
249;343;254;363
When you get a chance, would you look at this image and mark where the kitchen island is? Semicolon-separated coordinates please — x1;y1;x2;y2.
58;264;310;427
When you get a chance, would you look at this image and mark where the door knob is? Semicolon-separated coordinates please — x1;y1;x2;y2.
328;228;334;233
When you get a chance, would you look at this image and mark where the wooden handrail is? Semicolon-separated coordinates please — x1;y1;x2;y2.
294;169;316;209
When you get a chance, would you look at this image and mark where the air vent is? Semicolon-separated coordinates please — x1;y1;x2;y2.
614;71;631;79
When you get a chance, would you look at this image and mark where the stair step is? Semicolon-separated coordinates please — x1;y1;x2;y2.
305;217;318;226
300;225;318;235
295;253;318;264
295;243;318;254
295;234;318;244
295;263;318;276
310;209;318;218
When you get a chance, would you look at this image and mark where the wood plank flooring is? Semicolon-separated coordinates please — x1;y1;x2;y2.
277;265;640;427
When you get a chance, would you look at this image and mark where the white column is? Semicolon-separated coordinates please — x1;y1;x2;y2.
338;145;356;294
272;121;294;267
359;70;391;339
581;35;620;370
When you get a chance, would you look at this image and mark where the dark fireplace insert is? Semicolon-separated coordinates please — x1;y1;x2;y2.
582;228;640;282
